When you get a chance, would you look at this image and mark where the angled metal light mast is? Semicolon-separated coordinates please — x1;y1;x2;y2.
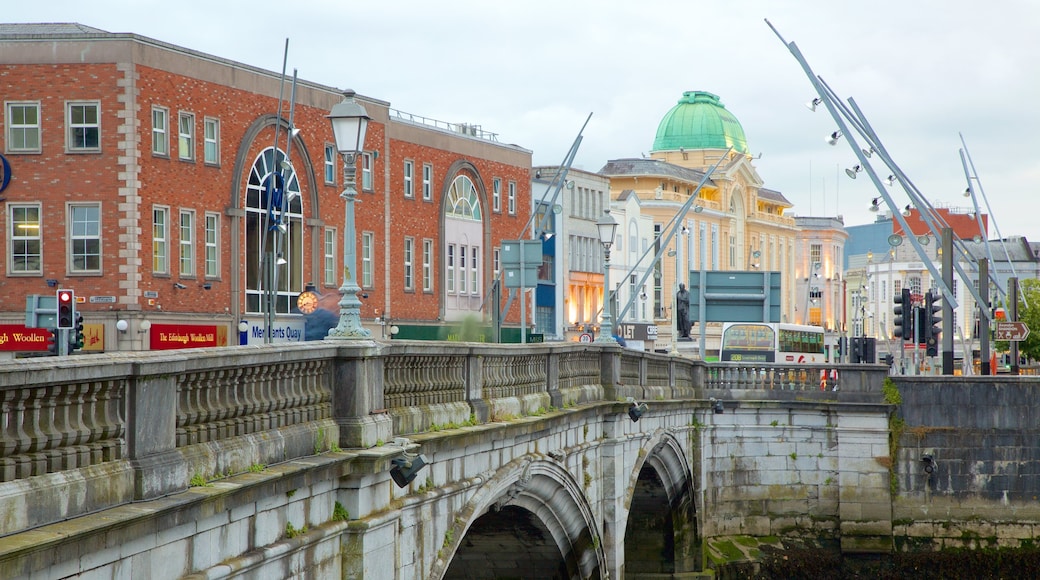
766;20;968;308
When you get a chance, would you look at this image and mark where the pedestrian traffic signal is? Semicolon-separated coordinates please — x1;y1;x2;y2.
57;289;75;329
925;290;941;356
893;288;912;341
47;328;60;355
69;313;85;351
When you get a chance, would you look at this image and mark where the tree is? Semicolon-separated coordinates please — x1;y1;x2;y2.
993;278;1040;363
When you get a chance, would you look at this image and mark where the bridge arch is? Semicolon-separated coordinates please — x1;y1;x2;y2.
435;456;604;580
624;431;700;576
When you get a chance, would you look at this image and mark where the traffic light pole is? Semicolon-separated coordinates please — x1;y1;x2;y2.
913;305;921;375
1010;277;1020;376
979;258;990;375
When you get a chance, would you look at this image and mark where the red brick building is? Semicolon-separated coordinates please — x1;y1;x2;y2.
0;23;531;352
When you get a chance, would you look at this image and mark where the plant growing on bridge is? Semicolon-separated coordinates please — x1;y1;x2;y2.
332;501;350;522
248;463;265;473
285;522;308;539
883;377;902;405
189;473;211;487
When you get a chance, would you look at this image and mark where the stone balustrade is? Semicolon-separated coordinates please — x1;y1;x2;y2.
0;339;887;539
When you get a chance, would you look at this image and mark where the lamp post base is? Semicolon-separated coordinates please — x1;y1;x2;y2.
327;284;371;339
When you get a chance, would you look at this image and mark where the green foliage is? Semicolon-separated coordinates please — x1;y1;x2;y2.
882;377;902;405
789;452;798;461
770;420;779;427
994;279;1040;362
248;463;265;473
332;501;350;522
314;427;327;454
285;522;307;539
189;473;210;487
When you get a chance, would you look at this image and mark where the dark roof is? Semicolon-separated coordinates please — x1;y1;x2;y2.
598;158;713;185
757;187;793;207
965;236;1038;262
0;23;109;36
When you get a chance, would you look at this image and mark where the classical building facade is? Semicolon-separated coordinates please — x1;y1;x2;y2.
794;215;848;359
600;91;799;354
0;23;530;354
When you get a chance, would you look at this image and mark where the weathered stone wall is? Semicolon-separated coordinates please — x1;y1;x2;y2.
892;376;1040;551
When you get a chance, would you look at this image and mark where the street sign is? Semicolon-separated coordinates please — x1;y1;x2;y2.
995;321;1030;342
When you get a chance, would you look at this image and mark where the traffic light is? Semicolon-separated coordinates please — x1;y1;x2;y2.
57;289;75;329
69;313;85;351
925;291;942;357
47;328;60;355
893;288;912;341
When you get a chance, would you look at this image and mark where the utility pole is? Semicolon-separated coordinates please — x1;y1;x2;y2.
1010;277;1020;375
941;227;954;374
979;258;990;375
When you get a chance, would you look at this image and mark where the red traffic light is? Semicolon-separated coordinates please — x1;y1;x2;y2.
59;290;73;303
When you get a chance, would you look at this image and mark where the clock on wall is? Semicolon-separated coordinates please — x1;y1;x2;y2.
296;286;319;314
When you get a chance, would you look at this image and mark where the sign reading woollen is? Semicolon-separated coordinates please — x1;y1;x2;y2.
150;323;228;350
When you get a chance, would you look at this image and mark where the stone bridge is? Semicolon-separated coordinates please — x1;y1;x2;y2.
1;341;1037;578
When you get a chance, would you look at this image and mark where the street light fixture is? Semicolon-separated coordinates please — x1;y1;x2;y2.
326;90;372;340
594;209;619;344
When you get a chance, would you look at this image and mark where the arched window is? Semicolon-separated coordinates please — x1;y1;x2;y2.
245;147;303;314
446;175;482;221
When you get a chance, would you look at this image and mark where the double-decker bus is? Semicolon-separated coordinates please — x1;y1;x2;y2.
719;322;826;363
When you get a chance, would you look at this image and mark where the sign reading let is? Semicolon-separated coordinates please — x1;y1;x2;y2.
0;324;51;352
150;323;226;350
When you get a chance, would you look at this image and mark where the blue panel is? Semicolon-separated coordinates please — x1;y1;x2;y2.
535;283;555;306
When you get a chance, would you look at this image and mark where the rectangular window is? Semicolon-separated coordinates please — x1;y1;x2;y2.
67;101;100;151
470;246;479;294
493;247;500;279
70;203;101;272
361;152;373;191
422;163;433;201
179;209;195;276
493;178;502;212
362;232;373;288
153;207;169;274
203;117;219;164
178;112;195;160
423;239;433;292
204;212;220;277
404;160;414;198
324;144;336;184
6;102;41;153
152;107;168;155
508;181;516;215
9;204;42;273
404;237;415;291
324;227;337;286
459;245;467;296
447;244;455;294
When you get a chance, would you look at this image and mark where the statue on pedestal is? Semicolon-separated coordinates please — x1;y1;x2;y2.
676;283;691;339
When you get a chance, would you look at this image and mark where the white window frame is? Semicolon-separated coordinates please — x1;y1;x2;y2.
324;227;337;286
508;181;517;215
6;101;41;153
447;243;455;294
459;244;468;296
493;247;501;279
179;209;195;277
423;239;433;292
404;160;414;198
470;246;479;295
493;178;502;212
422;163;433;201
66;101;100;152
152;106;168;156
324;144;336;185
178;112;195;161
9;203;42;274
361;152;373;192
203;117;219;165
362;231;373;288
204;212;220;278
404;237;415;291
69;203;101;273
153;206;169;275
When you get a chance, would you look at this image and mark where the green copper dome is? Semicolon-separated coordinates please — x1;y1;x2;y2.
652;91;748;154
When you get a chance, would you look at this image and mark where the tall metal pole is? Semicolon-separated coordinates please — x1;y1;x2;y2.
595;242;615;344
1010;276;1020;375
942;227;955;374
979;258;990;375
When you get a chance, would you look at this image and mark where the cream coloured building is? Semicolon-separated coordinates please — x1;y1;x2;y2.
600;91;799;354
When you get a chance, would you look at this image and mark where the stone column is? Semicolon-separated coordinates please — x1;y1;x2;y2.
127;359;188;500
332;341;392;449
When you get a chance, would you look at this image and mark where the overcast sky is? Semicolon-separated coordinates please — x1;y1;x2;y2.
8;1;1040;239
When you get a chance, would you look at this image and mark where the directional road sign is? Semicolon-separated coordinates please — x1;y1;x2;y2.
995;321;1030;342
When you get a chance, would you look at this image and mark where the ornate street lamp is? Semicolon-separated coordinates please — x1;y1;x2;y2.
594;209;619;344
326;90;372;339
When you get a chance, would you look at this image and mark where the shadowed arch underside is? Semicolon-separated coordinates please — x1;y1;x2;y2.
624;433;700;576
438;459;603;580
